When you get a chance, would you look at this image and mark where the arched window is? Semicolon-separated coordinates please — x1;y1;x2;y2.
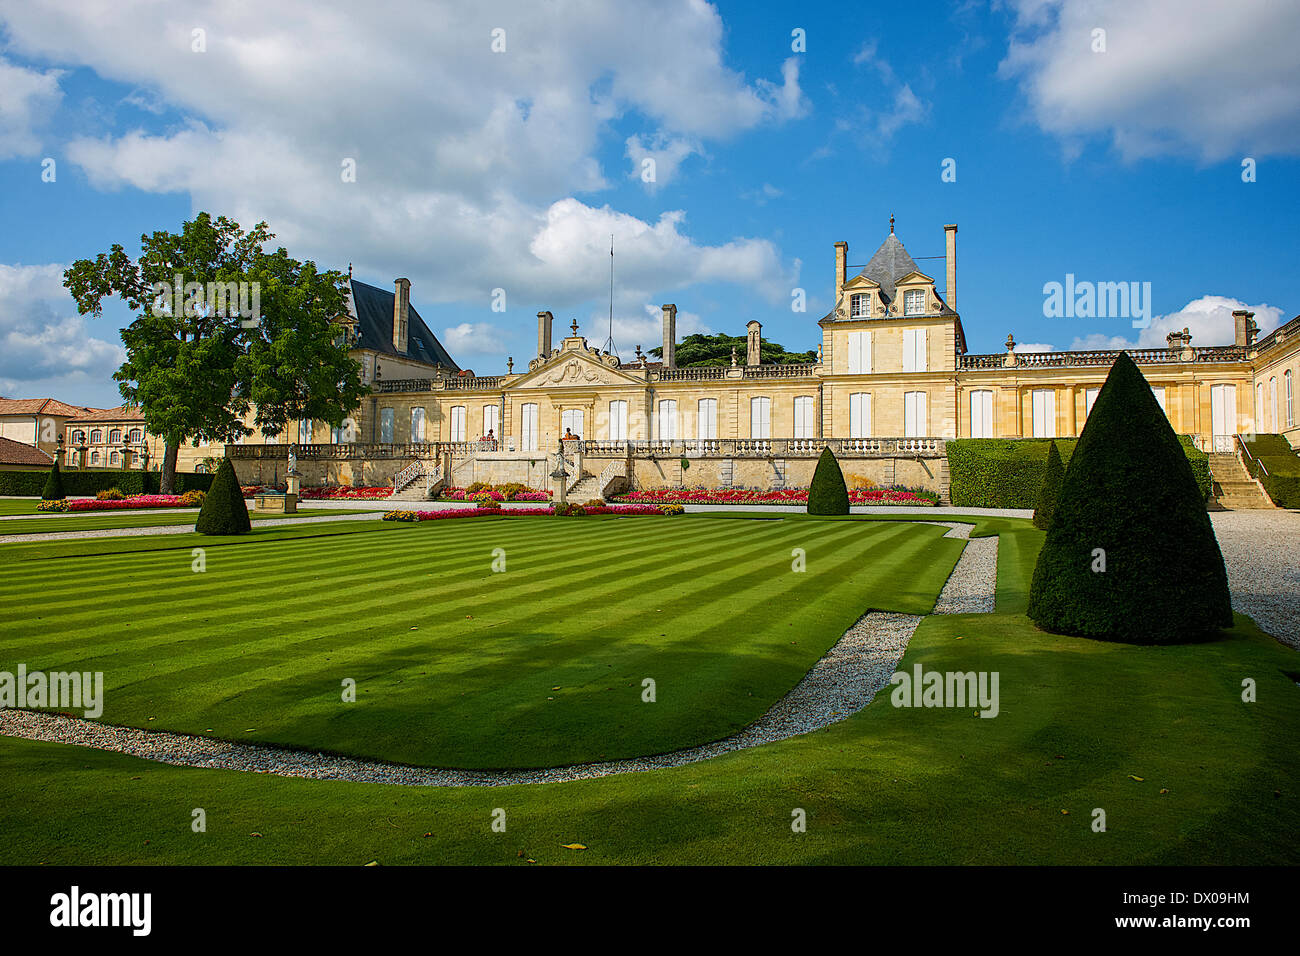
109;429;122;444
195;463;207;474
72;430;86;445
109;451;120;467
90;450;101;465
90;429;103;444
1286;370;1295;428
66;451;78;467
128;428;143;443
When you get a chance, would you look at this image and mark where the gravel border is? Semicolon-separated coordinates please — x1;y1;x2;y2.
0;510;387;544
0;523;996;786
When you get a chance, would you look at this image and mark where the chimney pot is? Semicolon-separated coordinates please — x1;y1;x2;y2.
834;241;848;307
943;224;957;311
393;278;411;354
746;319;762;366
537;311;553;359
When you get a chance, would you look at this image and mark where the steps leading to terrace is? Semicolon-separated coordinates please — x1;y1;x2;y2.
1208;453;1273;510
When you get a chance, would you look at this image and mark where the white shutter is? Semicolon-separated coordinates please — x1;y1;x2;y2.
1150;386;1167;415
521;403;538;450
793;396;814;438
846;330;871;373
903;329;927;372
658;400;677;440
482;404;499;438
970;390;993;438
1031;390;1056;437
750;397;770;439
697;398;717;439
849;392;871;438
904;391;927;437
608;400;628;440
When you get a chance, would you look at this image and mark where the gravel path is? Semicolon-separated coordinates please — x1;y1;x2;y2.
0;523;995;786
1210;511;1300;649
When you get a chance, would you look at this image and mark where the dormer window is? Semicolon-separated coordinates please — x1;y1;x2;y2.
850;293;870;318
903;290;924;316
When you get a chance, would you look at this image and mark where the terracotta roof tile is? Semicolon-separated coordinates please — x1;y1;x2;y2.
0;437;54;466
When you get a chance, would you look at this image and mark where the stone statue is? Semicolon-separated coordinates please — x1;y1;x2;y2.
287;445;298;476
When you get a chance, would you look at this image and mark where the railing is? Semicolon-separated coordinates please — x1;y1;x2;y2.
373;376;503;393
959;345;1251;370
598;459;626;496
1237;434;1269;477
373;379;437;393
742;364;816;378
393;459;424;493
444;376;503;390
654;367;728;381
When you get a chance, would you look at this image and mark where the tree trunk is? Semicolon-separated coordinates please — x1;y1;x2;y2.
160;439;179;494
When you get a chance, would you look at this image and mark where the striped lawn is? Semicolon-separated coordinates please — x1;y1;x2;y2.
0;514;961;769
0;507;381;536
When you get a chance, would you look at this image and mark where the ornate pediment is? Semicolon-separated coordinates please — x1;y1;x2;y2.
508;341;644;390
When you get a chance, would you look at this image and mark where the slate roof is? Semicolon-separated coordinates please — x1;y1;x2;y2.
0;436;53;466
347;278;460;372
856;233;919;306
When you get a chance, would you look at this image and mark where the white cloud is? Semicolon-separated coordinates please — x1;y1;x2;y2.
0;0;804;336
999;0;1300;159
442;322;506;359
0;55;62;159
624;134;700;191
0;263;125;404
1013;341;1055;352
1068;295;1286;350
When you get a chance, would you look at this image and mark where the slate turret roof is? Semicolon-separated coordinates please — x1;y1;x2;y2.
856;233;919;306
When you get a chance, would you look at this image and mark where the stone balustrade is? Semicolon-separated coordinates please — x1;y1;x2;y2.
959;345;1249;370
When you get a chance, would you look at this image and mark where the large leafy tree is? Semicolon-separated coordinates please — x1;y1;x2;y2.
650;332;816;367
64;213;365;492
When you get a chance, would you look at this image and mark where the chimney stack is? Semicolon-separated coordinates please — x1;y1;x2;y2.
746;320;762;366
661;304;677;369
1232;309;1257;348
392;278;411;354
834;241;847;305
943;224;957;311
537;310;553;359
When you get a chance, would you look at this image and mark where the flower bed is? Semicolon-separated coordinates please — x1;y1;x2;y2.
383;503;675;522
298;486;393;500
438;484;551;502
611;486;940;506
37;494;198;513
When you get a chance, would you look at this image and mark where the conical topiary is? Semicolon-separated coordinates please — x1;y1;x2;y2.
41;459;66;501
1032;441;1064;530
808;447;850;515
195;457;251;535
1027;353;1232;644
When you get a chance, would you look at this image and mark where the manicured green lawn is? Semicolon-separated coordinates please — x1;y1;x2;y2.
0;514;961;768
0;507;382;535
1;514;1296;866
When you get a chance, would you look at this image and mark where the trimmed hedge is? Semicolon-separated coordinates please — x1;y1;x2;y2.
195;459;251;535
41;461;66;501
1032;441;1063;531
807;447;850;515
1243;434;1300;509
0;469;213;497
949;435;1210;508
1027;353;1232;644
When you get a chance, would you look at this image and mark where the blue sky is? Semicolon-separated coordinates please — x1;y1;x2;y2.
1;0;1297;407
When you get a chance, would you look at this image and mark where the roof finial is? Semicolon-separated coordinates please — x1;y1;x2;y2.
570;317;579;336
889;214;895;235
348;262;353;279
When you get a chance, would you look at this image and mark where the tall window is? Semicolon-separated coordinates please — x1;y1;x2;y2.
969;389;994;438
379;408;395;443
903;289;924;315
1270;376;1279;431
608;400;628;441
902;328;927;372
449;405;467;442
1286;370;1294;428
1085;388;1100;419
331;423;346;443
299;419;313;443
1032;389;1056;437
1150;386;1167;415
1257;382;1264;429
66;450;77;466
483;404;499;438
521;403;538;450
90;429;103;444
793;396;815;439
697;398;717;439
128;428;142;443
904;391;927;437
410;407;426;442
846;330;871;373
90;450;100;465
561;408;584;438
108;428;122;444
109;451;121;467
750;396;771;439
657;400;678;440
72;430;85;445
850;293;869;318
849;392;871;438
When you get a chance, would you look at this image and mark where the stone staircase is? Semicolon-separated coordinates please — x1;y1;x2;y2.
1209;453;1274;510
566;473;601;502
